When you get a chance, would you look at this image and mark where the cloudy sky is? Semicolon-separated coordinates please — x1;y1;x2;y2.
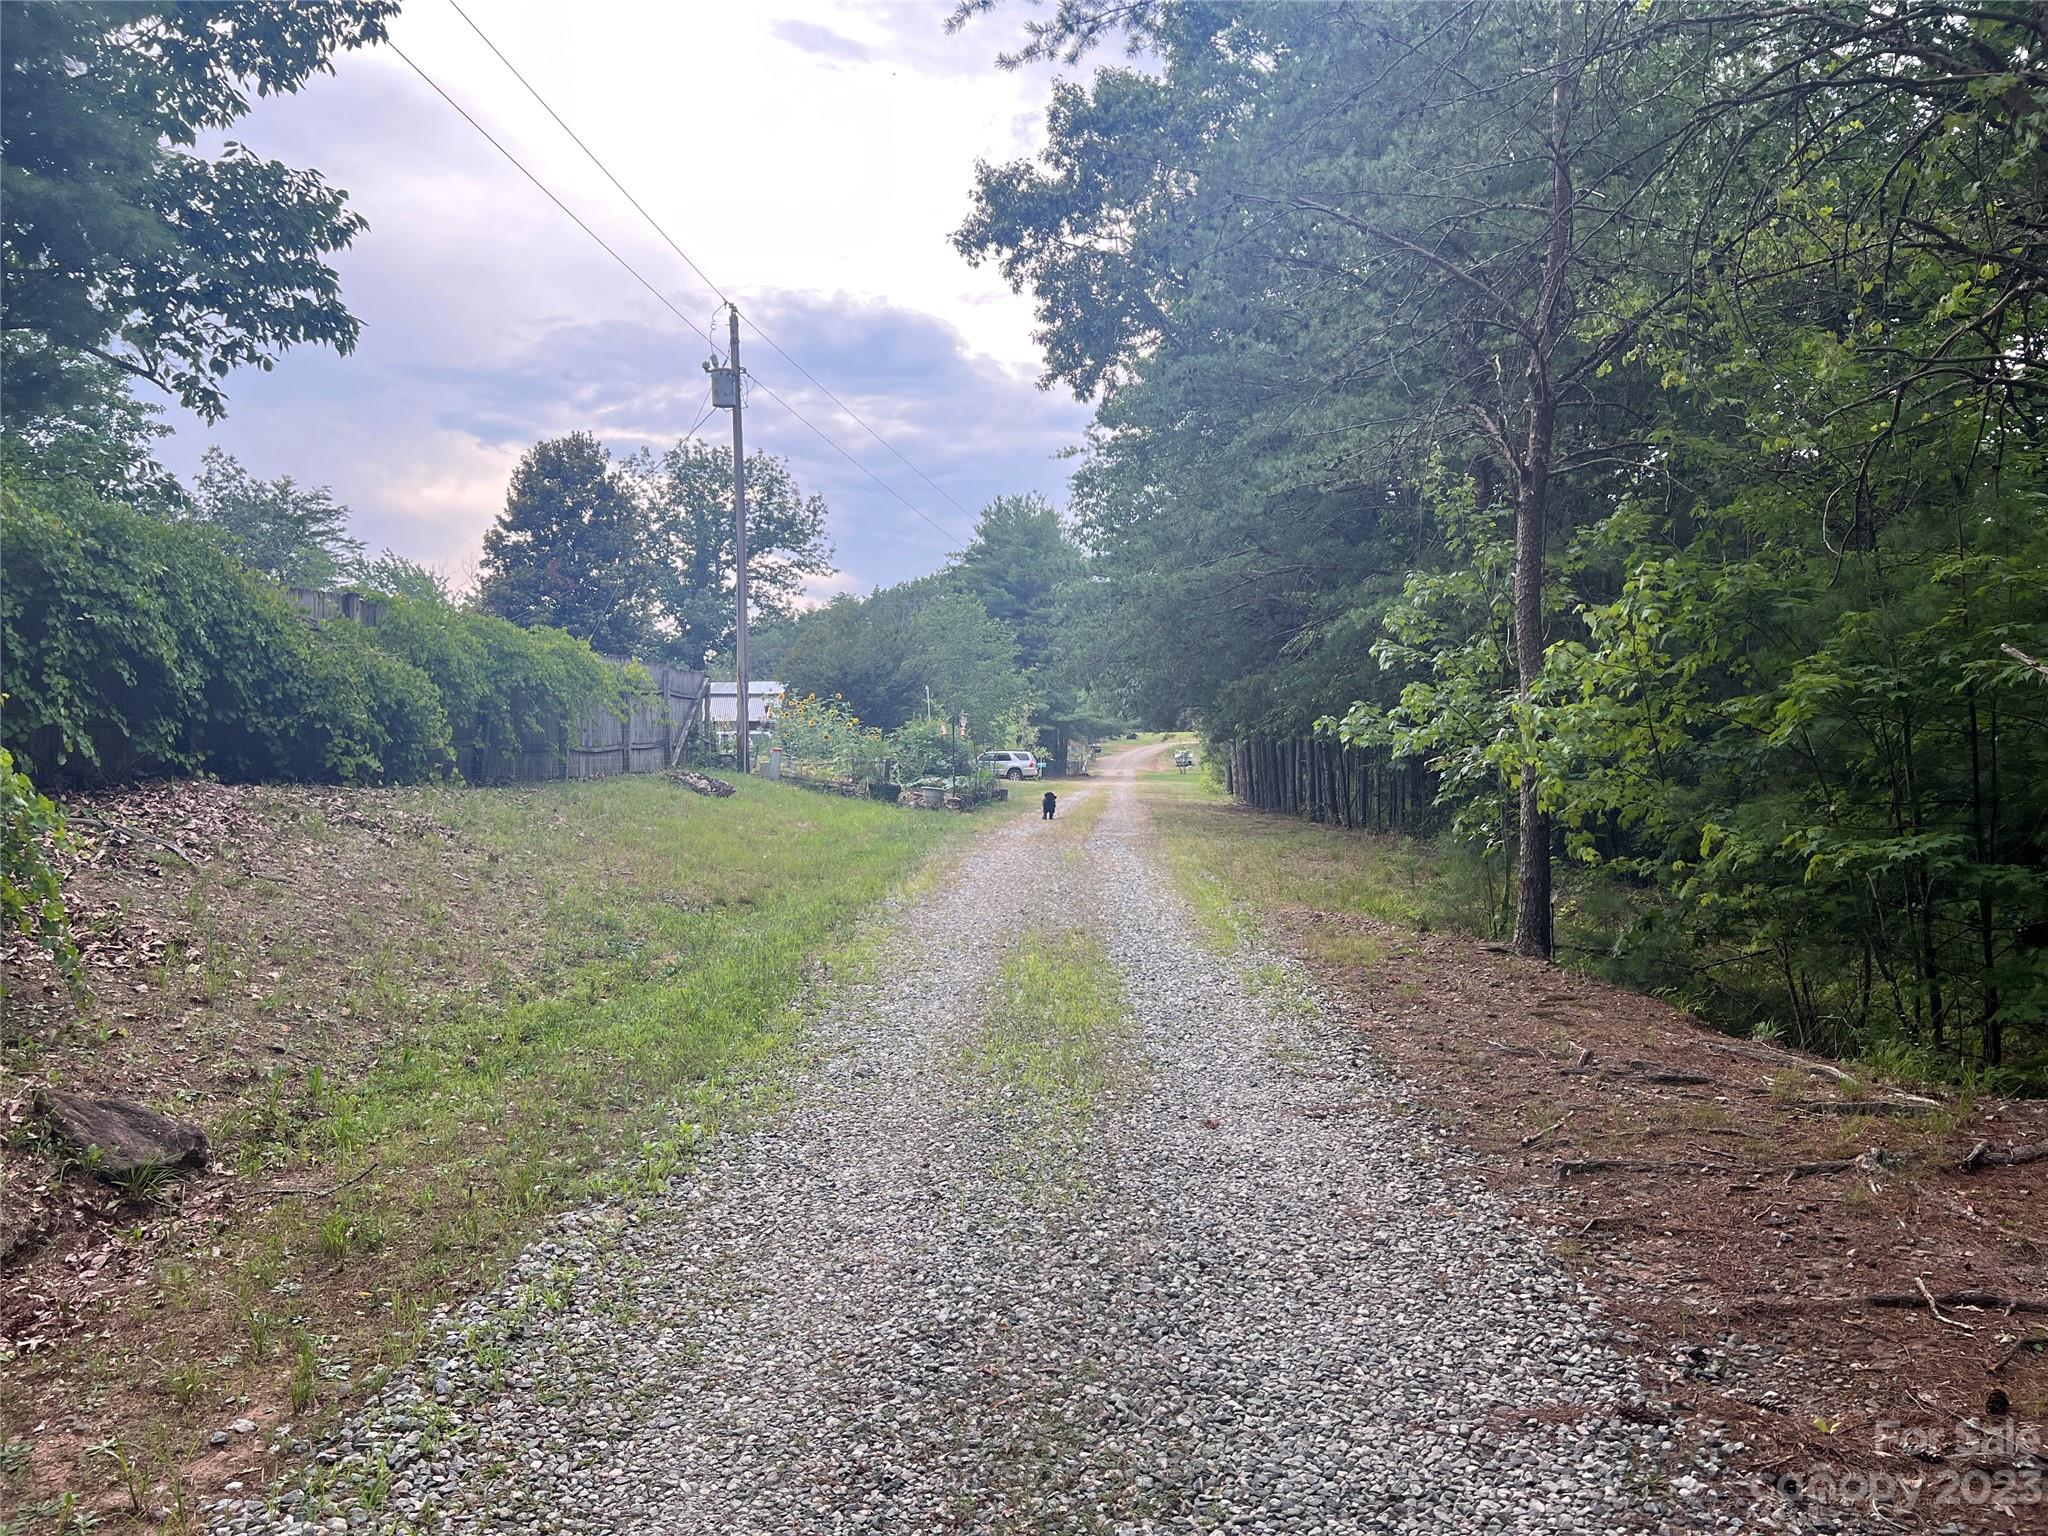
153;0;1094;597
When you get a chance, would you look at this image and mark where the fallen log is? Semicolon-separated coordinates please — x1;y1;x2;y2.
1959;1141;2048;1173
667;769;736;797
36;1089;209;1177
1866;1289;2048;1317
1556;1157;1725;1178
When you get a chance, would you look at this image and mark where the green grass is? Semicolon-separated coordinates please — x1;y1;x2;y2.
11;773;972;1520
1137;770;1496;953
964;927;1133;1196
1052;782;1111;841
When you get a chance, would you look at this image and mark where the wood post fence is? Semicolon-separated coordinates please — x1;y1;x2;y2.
1224;735;1435;834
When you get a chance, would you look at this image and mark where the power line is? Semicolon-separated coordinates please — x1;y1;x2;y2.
683;387;718;444
441;0;981;531
390;37;966;550
388;41;718;352
444;0;730;311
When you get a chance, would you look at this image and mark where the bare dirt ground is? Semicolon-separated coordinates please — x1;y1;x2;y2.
3;781;548;1519
1291;912;2048;1524
1132;755;2047;1532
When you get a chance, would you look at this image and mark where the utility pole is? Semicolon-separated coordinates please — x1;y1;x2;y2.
711;306;751;773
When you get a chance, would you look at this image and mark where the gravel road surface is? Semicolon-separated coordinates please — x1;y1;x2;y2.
217;753;1812;1535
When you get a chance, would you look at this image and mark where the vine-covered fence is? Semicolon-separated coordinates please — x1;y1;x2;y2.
294;591;711;786
523;662;708;783
1223;736;1435;833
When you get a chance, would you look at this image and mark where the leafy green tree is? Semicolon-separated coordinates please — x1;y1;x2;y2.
626;440;834;667
478;433;649;656
0;342;188;515
948;494;1079;674
912;591;1031;760
780;578;948;730
0;1;396;422
358;551;454;605
957;0;2048;1075
183;446;363;589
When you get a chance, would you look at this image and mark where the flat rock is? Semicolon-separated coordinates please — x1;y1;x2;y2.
36;1088;208;1176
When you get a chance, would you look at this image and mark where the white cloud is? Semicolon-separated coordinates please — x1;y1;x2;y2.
153;0;1092;590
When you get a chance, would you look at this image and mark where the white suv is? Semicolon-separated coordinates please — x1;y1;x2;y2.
979;750;1040;780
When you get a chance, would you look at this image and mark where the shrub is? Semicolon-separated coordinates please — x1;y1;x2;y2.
2;477;633;790
889;718;957;778
364;596;629;782
4;476;225;781
0;744;74;971
2;479;451;786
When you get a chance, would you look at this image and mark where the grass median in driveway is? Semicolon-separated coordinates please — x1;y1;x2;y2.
966;927;1133;1198
4;774;969;1529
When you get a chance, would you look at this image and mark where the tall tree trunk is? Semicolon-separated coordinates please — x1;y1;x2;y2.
1511;0;1575;961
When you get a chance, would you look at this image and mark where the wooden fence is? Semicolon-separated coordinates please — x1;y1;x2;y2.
493;662;710;784
1224;735;1435;833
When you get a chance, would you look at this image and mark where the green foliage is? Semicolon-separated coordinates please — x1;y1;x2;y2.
181;445;364;588
478;433;648;655
628;440;834;668
2;477;452;786
767;692;885;780
0;1;396;422
965;1;2048;1077
911;590;1032;749
781;578;948;730
888;718;958;778
297;621;454;786
0;743;74;973
947;493;1079;674
364;596;627;784
0;479;653;790
357;550;454;605
0;342;189;516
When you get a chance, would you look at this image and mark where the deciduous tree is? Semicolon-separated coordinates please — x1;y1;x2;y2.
626;440;833;668
0;1;396;422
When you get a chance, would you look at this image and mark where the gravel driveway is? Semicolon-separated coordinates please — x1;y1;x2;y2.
217;761;1797;1535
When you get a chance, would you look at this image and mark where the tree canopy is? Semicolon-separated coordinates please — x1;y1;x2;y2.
958;0;2048;1074
627;440;834;668
0;1;396;423
477;433;649;657
184;445;363;590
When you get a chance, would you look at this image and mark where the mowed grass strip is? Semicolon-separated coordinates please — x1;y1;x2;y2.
9;774;967;1524
966;928;1133;1194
